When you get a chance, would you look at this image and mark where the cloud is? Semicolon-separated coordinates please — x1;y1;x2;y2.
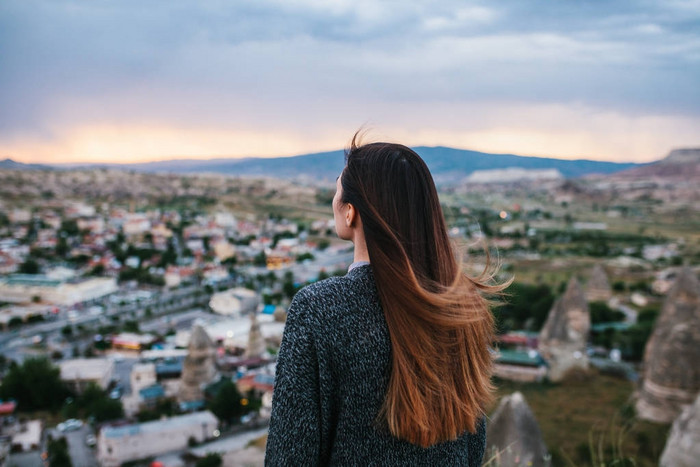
0;0;698;162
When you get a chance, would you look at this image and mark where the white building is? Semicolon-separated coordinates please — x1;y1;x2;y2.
97;411;218;467
208;288;259;317
0;304;55;329
121;363;158;417
59;358;114;394
174;314;284;350
0;275;118;306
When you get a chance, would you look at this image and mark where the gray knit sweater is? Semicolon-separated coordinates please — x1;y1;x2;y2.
265;264;486;466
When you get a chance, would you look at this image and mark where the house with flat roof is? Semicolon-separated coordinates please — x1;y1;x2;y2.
0;274;118;306
59;358;114;393
96;411;218;467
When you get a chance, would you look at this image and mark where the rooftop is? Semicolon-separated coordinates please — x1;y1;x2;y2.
102;411;217;439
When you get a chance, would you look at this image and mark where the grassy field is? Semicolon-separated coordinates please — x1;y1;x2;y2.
491;372;670;467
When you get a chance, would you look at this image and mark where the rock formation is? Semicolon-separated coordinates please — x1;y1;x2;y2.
246;311;265;358
486;392;550;467
178;324;218;403
659;391;700;467
538;277;590;382
636;267;700;423
586;264;612;303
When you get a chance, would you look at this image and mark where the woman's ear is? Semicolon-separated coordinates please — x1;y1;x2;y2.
346;203;356;228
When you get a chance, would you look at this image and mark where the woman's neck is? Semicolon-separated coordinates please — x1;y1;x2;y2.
352;231;370;264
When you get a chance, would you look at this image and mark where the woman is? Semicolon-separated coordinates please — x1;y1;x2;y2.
265;136;500;466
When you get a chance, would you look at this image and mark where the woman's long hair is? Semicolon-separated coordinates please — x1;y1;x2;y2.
341;135;502;447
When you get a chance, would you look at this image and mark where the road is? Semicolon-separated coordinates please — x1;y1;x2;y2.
45;424;98;467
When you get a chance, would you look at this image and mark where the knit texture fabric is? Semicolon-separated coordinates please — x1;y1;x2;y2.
265;264;487;466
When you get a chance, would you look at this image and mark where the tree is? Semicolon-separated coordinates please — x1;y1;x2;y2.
253;251;267;267
47;436;73;467
0;358;71;412
589;302;625;323
196;453;223;467
296;252;314;263
19;258;40;274
79;384;124;422
208;380;245;425
123;320;140;333
55;236;69;258
60;219;80;237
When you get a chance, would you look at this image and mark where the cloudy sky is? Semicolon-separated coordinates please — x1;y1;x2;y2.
1;0;699;164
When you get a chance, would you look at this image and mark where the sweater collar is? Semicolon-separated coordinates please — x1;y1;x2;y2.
348;261;370;273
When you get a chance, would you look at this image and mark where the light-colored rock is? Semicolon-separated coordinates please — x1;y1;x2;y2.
486;392;550;467
178;324;218;403
637;267;700;423
538;277;590;382
586;264;612;302
660;391;700;467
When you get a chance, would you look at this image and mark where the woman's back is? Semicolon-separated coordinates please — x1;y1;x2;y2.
265;264;486;466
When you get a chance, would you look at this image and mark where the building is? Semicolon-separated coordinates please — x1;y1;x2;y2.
174;314;285;351
111;333;156;351
494;349;547;383
6;419;42;452
0;275;118;306
0;304;55;330
59;358;114;394
208;288;259;317
97;411;218;467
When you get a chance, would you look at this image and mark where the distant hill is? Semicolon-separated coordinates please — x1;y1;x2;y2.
612;148;700;180
0;158;52;171
49;147;643;184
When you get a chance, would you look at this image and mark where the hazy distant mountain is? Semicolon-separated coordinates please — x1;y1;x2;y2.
612;148;700;180
0;158;52;171
50;147;642;184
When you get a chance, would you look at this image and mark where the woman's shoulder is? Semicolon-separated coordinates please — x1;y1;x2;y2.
297;265;373;298
288;265;376;318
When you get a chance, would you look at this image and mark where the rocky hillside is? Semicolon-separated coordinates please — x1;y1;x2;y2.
614;148;700;179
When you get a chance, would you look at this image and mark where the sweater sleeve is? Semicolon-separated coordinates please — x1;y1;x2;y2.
265;292;322;466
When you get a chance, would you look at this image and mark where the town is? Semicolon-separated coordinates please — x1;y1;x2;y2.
0;148;698;466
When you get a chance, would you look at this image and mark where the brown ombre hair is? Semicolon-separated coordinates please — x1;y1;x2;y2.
341;135;501;447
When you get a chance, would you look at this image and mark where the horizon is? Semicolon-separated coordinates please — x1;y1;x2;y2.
2;142;679;167
1;1;699;165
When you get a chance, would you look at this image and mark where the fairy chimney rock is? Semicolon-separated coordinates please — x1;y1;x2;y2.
586;264;612;302
178;324;218;403
538;277;590;382
486;392;550;467
660;391;700;467
636;267;700;423
246;311;265;358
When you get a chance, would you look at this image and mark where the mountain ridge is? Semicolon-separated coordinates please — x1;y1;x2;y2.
0;147;650;183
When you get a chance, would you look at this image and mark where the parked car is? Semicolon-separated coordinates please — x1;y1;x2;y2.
57;418;83;432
